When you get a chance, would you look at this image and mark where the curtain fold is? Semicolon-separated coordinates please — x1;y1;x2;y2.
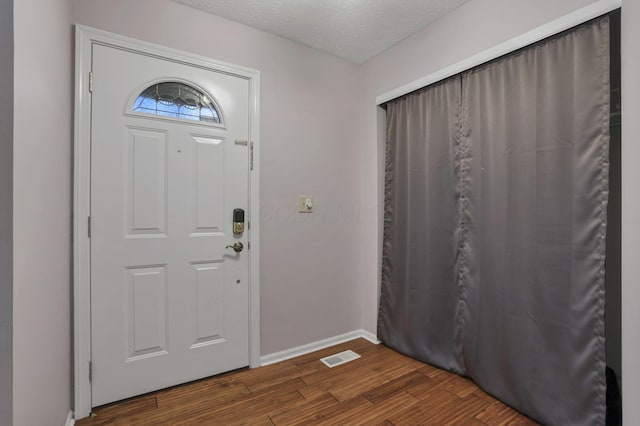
379;77;465;375
378;16;610;425
462;16;610;425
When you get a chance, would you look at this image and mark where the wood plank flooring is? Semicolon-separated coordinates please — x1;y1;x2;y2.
77;339;538;425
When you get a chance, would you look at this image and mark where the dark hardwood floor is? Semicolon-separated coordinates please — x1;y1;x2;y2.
77;339;537;425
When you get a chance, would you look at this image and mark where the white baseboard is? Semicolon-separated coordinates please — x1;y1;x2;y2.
260;329;380;367
64;410;75;426
358;329;381;345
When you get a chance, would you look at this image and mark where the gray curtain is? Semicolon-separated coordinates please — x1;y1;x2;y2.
379;16;610;426
379;77;465;375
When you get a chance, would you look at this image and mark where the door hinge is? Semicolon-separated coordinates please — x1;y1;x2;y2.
88;216;91;238
250;141;254;171
89;72;93;93
89;361;92;382
247;241;250;250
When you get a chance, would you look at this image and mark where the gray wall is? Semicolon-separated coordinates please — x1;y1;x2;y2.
0;0;13;425
621;0;640;422
12;0;73;424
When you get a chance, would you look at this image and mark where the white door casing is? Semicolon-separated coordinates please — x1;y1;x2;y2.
74;27;261;418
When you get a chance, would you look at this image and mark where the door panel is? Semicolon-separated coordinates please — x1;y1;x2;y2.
192;136;225;234
126;265;168;359
90;44;250;406
127;127;168;236
192;261;225;346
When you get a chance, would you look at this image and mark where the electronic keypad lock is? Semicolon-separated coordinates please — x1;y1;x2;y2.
233;208;245;234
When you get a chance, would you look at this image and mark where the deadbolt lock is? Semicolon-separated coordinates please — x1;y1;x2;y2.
233;208;245;234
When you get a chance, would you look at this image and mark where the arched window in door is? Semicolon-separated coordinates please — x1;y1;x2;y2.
132;81;222;124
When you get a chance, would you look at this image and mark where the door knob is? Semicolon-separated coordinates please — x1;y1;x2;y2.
225;242;244;253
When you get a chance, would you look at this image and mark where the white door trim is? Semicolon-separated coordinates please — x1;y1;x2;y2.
73;25;261;419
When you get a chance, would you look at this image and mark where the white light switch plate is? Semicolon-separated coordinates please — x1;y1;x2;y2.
298;196;313;213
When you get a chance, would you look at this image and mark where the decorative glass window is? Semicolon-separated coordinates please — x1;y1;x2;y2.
132;81;221;124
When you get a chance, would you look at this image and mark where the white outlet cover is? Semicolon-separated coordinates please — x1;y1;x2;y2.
298;196;313;213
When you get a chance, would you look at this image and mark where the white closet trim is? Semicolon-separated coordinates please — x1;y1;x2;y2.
376;0;621;105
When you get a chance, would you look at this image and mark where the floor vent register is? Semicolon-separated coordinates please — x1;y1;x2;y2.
320;350;361;368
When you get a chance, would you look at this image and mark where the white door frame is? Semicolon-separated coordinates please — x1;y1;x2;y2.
73;25;261;419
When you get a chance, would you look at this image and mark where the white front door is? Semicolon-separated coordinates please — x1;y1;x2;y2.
90;44;250;406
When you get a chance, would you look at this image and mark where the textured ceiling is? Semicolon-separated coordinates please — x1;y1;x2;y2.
173;0;470;64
